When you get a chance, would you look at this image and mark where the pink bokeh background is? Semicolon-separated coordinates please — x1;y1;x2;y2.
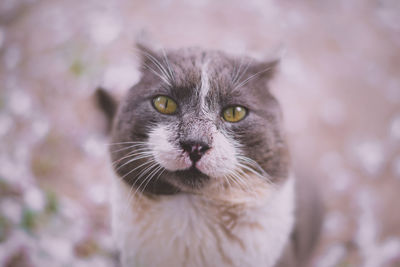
0;0;399;266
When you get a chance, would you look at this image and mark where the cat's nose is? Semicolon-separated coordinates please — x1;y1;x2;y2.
180;140;210;163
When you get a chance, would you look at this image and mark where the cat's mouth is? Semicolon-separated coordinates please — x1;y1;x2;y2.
174;166;209;179
166;165;210;189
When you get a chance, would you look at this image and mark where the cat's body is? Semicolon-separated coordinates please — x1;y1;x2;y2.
98;44;323;267
112;174;295;267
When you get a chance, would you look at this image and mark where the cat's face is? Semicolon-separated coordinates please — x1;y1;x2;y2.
110;45;289;195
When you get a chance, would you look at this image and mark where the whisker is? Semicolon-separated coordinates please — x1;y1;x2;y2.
108;141;148;146
142;50;171;80
112;151;153;167
140;50;172;86
236;162;273;186
118;159;158;215
139;165;164;195
226;173;241;189
231;170;258;197
151;168;166;189
234;66;274;91
119;162;157;218
236;162;263;177
119;158;156;178
110;144;148;154
161;48;175;84
131;163;161;199
237;155;273;183
142;62;172;86
232;57;245;85
233;60;252;89
222;174;232;189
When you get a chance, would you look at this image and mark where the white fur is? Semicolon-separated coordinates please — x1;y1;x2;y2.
196;130;239;177
112;176;295;267
148;125;192;171
148;124;240;179
199;61;210;113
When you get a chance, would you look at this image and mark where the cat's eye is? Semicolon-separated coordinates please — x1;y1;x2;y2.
222;106;247;122
152;95;177;115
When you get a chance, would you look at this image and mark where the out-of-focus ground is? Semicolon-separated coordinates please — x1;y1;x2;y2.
0;0;399;266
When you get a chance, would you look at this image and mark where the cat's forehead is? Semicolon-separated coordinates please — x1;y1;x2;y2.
166;48;245;88
135;46;276;109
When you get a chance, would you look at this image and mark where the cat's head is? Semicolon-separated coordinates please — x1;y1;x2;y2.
106;44;289;195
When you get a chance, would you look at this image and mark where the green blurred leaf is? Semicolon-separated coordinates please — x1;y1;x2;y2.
20;208;37;232
45;191;58;214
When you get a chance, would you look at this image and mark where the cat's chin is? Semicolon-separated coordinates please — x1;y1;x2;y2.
174;166;209;180
161;166;210;192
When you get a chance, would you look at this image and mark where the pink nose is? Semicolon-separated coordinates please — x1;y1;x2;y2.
180;141;210;163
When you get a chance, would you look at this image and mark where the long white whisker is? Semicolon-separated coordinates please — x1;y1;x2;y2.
232;57;244;85
237;156;273;183
237;156;264;172
222;174;232;188
119;159;156;180
119;160;158;215
142;62;172;86
161;48;175;84
110;144;148;154
112;153;153;169
131;163;161;199
108;141;148;146
140;51;172;86
151;168;166;189
139;165;164;195
234;66;274;90
143;50;171;80
233;60;252;89
226;173;241;189
227;171;250;193
111;148;152;163
113;153;153;170
231;170;258;196
236;162;263;178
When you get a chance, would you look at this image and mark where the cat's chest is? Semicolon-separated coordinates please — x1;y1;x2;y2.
111;178;295;267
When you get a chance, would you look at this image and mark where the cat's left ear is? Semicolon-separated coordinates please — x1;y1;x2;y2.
248;59;280;82
95;87;118;133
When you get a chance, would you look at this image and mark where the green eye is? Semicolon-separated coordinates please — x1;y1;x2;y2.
153;95;177;115
222;106;247;122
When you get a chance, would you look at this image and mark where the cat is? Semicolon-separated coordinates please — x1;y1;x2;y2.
96;43;323;267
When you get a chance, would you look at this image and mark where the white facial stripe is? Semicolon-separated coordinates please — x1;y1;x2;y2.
199;61;210;112
148;124;191;171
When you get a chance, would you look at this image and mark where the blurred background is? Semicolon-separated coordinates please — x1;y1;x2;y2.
0;0;399;266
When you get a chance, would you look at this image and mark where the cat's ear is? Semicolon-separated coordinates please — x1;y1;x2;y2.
247;59;279;82
135;41;174;86
135;41;163;73
95;87;118;133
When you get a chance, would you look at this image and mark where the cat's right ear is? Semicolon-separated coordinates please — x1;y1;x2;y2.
95;87;118;133
135;41;162;72
135;41;175;86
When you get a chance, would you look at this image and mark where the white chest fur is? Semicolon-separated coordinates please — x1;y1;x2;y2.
111;177;295;267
